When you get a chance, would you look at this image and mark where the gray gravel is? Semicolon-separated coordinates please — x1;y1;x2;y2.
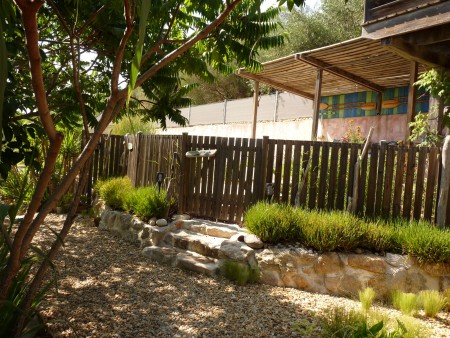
36;215;450;337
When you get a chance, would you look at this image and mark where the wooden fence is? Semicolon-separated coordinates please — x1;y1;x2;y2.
87;133;447;225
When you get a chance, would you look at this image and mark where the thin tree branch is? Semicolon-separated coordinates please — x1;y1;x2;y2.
77;5;106;35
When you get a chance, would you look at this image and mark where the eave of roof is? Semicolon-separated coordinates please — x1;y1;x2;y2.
238;37;428;100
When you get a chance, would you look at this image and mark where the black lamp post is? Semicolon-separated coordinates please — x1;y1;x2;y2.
156;172;165;193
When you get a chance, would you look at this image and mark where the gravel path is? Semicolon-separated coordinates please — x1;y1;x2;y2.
36;215;450;337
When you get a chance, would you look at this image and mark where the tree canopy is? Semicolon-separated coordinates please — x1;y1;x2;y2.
0;0;305;335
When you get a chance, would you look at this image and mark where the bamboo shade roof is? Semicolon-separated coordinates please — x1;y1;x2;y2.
238;37;428;99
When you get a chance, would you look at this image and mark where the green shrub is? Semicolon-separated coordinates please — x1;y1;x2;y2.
396;221;450;264
359;287;376;312
97;177;133;210
392;291;419;316
243;202;450;264
444;287;450;312
124;185;170;221
301;210;364;252
244;202;297;243
418;290;447;317
220;260;259;286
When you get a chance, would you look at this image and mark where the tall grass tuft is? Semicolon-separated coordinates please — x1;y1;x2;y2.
418;290;447;317
96;177;133;210
359;287;376;312
220;260;259;286
124;185;170;221
392;291;420;316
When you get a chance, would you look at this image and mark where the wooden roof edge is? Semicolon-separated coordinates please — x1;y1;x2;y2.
295;54;385;93
237;69;314;100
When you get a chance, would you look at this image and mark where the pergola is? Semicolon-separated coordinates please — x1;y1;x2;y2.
238;37;431;140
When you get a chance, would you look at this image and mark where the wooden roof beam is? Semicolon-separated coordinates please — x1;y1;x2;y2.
237;69;314;100
400;23;450;45
296;53;385;93
381;36;450;69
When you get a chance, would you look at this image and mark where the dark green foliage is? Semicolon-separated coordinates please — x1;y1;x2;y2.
97;177;133;210
243;202;297;242
244;202;450;263
124;185;170;221
220;260;259;286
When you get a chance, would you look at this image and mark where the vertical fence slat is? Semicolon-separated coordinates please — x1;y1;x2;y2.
245;138;256;209
253;138;264;203
281;141;293;204
424;147;438;221
413;147;428;220
366;144;379;216
308;142;321;209
392;146;405;218
317;143;329;209
327;143;339;209
299;143;311;207
236;138;249;222
382;144;396;217
198;136;210;217
356;150;368;214
402;146;416;219
374;141;387;214
346;144;359;208
290;142;301;205
336;144;348;210
204;137;216;218
273;141;284;202
228;138;242;221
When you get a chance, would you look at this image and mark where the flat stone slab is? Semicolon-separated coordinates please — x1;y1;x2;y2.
181;219;244;239
164;229;225;258
142;246;219;277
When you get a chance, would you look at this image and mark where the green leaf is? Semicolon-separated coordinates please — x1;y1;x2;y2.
127;0;151;110
369;320;384;334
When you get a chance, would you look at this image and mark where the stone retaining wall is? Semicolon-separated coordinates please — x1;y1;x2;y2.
99;208;450;299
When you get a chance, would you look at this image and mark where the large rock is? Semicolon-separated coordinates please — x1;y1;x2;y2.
347;254;387;274
244;234;264;249
156;218;168;227
313;252;343;275
219;240;256;267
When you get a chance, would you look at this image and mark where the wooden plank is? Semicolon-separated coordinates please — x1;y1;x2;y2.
392;146;406;218
413;147;428;220
336;144;348;210
98;135;105;179
347;144;359;208
92;146;99;185
187;135;198;214
424;147;438;221
382;144;396;217
235;138;249;223
213;137;226;219
311;69;323;140
193;136;205;216
108;136;116;179
317;143;329;209
273;140;284;202
228;138;242;221
356;149;368;214
402;146;416;219
327;143;339;209
290;142;301;205
299;143;311;207
281;141;293;204
221;137;235;219
374;141;387;215
253;138;263;203
244;138;256;209
266;139;276;186
366;144;379;216
205;136;216;219
308;142;321;209
199;136;210;217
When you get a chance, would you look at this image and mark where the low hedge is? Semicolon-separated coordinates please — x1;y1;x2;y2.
96;177;171;220
244;202;450;264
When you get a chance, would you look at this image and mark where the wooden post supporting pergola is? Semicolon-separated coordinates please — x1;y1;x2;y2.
405;61;418;143
251;80;259;139
311;68;323;140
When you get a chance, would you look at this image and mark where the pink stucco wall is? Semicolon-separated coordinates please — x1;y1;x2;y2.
319;114;408;144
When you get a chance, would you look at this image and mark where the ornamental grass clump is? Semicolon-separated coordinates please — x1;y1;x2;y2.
418;290;447;317
396;220;450;264
392;291;420;316
243;202;297;243
124;185;170;221
359;287;376;312
96;177;133;210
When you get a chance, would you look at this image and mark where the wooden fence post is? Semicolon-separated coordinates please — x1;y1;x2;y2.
262;136;270;199
179;132;189;213
437;135;450;227
134;131;144;187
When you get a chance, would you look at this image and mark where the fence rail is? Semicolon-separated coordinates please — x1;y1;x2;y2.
87;133;448;225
